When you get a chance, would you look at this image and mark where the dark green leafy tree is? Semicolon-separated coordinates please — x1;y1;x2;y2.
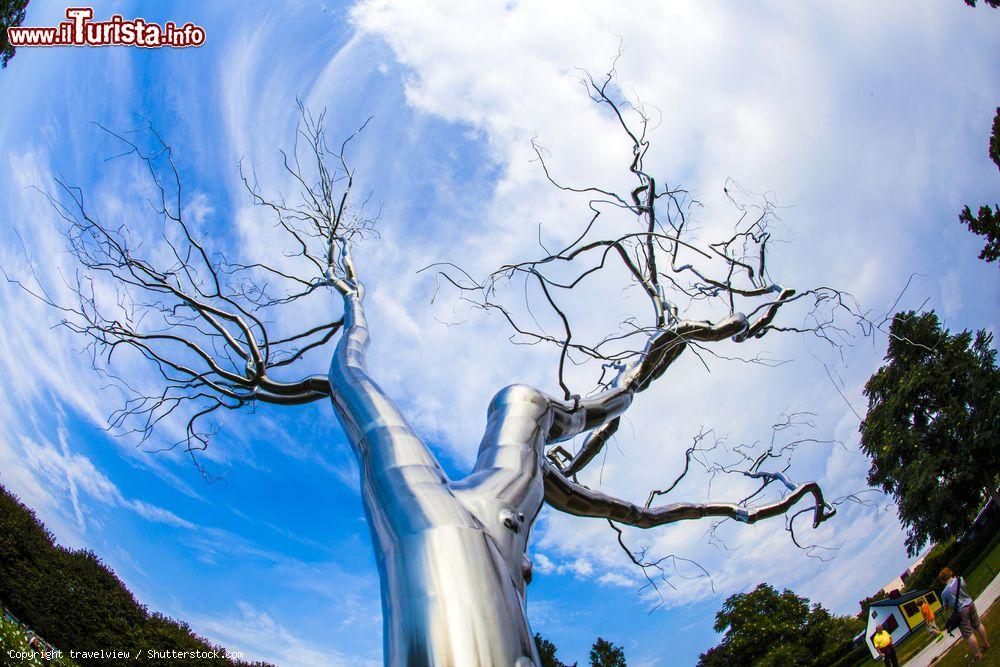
754;644;811;667
957;107;999;263
964;0;1000;7
802;606;865;666
697;583;864;667
990;107;1000;170
1;0;30;69
857;590;888;617
960;204;1000;263
535;633;562;667
701;584;810;666
696;646;730;667
860;311;1000;555
0;483;270;666
589;637;626;667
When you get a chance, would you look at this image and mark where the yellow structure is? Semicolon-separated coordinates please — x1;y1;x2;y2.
864;589;943;659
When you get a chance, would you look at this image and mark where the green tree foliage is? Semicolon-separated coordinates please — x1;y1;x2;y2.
589;637;626;667
856;590;888;618
1;614;79;666
960;204;1000;264
753;644;811;667
990;107;1000;171
534;633;561;667
905;513;1000;594
697;583;864;667
957;107;999;263
703;584;809;665
0;0;29;69
963;0;1000;7
860;311;999;555
0;483;271;667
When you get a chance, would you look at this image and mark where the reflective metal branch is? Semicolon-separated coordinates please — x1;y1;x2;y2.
546;313;750;449
541;460;835;529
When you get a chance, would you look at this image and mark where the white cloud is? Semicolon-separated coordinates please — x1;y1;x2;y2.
126;499;196;530
598;572;637;589
0;411;196;545
531;552;596;579
340;0;997;618
189;601;379;667
533;551;556;574
1;3;997;665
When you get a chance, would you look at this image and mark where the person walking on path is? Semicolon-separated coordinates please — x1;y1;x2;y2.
940;567;991;661
874;624;900;667
921;598;942;636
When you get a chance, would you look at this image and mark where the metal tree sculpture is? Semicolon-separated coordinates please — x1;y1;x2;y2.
18;79;858;665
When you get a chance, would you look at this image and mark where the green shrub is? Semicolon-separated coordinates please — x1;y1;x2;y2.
0;614;78;666
0;484;269;667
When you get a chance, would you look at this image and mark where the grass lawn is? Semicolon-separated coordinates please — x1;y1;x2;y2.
965;538;1000;603
895;625;950;664
851;536;1000;666
897;536;1000;665
931;605;999;666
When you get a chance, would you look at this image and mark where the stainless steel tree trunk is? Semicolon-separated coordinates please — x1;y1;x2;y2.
367;500;539;666
329;293;546;666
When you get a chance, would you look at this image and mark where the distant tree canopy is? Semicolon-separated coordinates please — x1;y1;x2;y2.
534;632;628;666
856;590;888;619
0;483;270;667
697;584;864;667
990;107;1000;169
960;204;1000;264
860;311;999;556
535;633;562;667
902;510;1000;595
956;107;1000;263
963;0;1000;7
991;108;1000;170
0;0;29;69
589;637;626;667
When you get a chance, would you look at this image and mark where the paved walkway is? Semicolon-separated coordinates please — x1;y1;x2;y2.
905;574;1000;666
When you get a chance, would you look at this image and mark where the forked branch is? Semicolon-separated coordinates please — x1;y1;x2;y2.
437;66;866;567
8;108;374;460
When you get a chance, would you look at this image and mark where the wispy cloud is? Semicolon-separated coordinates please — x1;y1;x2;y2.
187;601;380;667
0;410;196;543
345;0;999;621
0;2;997;665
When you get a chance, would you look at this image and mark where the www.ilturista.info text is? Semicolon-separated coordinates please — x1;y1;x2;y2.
7;7;206;48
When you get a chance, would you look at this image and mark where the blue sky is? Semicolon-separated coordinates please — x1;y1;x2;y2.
0;2;998;666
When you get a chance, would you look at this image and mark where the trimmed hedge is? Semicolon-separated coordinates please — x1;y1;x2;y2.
0;484;271;667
